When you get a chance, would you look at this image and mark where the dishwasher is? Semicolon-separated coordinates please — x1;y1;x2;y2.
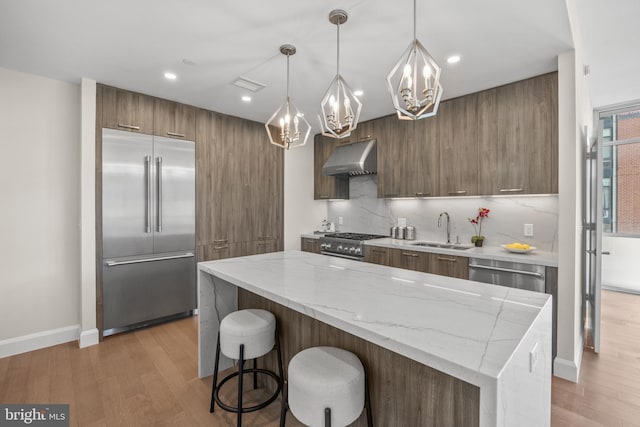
468;258;545;292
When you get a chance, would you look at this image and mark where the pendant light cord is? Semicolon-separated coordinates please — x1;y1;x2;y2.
336;21;341;75
413;0;417;40
286;53;290;99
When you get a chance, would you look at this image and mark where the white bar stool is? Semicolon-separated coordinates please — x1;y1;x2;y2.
210;309;284;427
281;346;373;427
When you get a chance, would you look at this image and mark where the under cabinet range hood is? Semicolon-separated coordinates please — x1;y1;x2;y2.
322;139;377;176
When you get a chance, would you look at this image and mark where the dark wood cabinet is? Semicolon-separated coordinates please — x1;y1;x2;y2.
389;248;429;272
364;246;391;266
426;253;469;279
375;115;408;198
437;94;480;197
154;99;196;141
314;134;349;200
301;237;321;254
478;72;558;195
195;109;283;262
101;85;154;134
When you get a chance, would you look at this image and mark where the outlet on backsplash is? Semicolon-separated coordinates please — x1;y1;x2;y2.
339;216;343;225
397;218;407;227
524;224;534;237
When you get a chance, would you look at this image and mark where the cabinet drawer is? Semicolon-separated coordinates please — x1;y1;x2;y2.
364;246;390;266
301;237;321;254
390;248;428;272
427;254;469;279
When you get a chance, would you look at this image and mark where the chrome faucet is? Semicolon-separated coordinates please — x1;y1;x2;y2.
438;212;451;243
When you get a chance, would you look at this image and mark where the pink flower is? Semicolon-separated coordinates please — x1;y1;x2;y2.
468;207;490;236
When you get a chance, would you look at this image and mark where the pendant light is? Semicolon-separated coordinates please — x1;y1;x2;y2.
386;0;443;120
265;44;311;149
319;9;362;139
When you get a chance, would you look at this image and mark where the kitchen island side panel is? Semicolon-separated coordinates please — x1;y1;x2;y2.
239;288;480;427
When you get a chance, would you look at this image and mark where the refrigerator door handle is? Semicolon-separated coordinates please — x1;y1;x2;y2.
157;156;163;232
106;252;194;266
145;155;151;233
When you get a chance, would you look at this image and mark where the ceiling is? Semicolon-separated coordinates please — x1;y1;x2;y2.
575;0;640;109
0;0;575;125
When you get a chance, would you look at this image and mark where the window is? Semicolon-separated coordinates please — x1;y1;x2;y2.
600;107;640;235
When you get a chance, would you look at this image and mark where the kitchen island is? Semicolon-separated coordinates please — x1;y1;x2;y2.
198;251;552;427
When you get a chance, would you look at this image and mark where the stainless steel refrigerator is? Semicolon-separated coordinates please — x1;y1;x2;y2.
102;128;196;335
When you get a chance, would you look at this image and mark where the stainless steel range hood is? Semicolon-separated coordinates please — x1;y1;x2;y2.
322;139;377;176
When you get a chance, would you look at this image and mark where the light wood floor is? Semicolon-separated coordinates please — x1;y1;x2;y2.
1;290;639;426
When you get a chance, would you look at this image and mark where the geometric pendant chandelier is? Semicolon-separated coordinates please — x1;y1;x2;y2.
319;9;362;138
386;0;443;120
265;44;311;149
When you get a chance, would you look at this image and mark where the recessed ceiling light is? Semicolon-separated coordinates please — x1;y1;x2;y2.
241;95;252;102
164;72;177;80
354;90;364;97
447;55;461;64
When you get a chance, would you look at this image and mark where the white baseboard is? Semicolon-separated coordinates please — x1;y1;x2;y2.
554;336;584;382
0;325;80;358
79;328;99;348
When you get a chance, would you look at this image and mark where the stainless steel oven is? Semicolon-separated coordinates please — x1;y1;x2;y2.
319;233;387;261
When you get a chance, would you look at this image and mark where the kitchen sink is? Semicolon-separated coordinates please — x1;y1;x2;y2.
410;242;473;251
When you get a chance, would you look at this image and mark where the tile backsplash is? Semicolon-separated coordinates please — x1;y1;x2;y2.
327;176;558;251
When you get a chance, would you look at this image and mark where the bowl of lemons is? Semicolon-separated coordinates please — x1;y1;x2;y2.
501;243;536;254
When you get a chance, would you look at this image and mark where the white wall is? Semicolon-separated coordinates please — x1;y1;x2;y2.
328;176;559;251
283;140;326;250
79;78;98;347
0;67;81;349
602;236;640;293
554;0;593;382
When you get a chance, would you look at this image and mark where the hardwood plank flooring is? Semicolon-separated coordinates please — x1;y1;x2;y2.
551;290;640;427
1;290;639;426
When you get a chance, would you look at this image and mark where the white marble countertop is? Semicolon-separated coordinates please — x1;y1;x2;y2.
367;237;559;267
199;250;551;385
300;232;557;267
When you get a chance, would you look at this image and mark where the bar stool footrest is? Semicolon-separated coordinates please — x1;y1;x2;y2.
214;368;282;414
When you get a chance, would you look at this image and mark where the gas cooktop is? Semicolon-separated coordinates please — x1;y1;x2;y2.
323;232;387;241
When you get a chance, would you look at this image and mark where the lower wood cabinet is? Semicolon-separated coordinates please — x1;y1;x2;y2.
301;237;321;254
364;246;391;266
426;253;469;280
366;246;468;279
390;248;429;273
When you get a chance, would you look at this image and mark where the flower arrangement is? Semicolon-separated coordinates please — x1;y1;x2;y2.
468;208;490;246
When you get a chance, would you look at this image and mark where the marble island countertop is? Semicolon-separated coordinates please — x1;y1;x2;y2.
199;251;550;381
301;233;558;267
198;250;553;426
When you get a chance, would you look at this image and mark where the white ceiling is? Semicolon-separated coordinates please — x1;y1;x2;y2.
575;0;640;109
0;0;575;124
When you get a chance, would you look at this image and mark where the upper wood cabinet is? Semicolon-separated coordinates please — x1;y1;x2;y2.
410;115;439;197
478;73;558;195
375;115;409;198
437;94;480;197
314;134;349;200
154;99;196;141
101;85;154;134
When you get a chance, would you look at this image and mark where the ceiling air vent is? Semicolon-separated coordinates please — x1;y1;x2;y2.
232;77;266;92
